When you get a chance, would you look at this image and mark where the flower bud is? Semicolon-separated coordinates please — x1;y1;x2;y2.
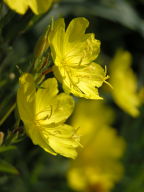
0;132;4;145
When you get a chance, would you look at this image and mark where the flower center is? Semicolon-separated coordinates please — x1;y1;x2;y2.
35;106;52;126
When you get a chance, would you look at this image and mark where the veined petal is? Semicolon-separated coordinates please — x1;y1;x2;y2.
57;63;107;99
80;34;100;65
74;63;107;88
46;124;79;159
49;136;78;159
17;73;35;123
35;123;79;158
63;18;100;66
41;123;77;139
63;34;100;67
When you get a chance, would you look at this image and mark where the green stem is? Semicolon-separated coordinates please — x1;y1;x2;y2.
0;103;16;126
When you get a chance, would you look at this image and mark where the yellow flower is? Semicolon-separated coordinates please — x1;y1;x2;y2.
3;0;56;15
49;17;110;100
110;50;140;117
67;100;125;192
70;99;114;145
17;73;80;159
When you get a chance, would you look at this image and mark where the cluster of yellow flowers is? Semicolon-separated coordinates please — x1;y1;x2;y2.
3;1;143;191
16;17;109;159
67;100;125;192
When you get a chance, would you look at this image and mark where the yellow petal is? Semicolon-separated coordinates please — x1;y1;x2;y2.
17;73;35;123
49;18;65;60
36;79;74;125
64;18;100;65
25;124;56;155
36;78;58;114
110;50;140;117
78;34;100;65
67;126;125;191
38;123;79;159
4;0;54;15
45;93;74;124
67;99;125;191
70;100;115;145
67;168;87;191
4;0;28;14
49;136;78;159
65;17;89;43
47;124;79;159
56;62;107;99
29;0;53;15
63;33;100;67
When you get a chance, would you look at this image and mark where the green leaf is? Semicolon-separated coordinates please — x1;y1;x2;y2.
0;145;16;153
0;159;19;175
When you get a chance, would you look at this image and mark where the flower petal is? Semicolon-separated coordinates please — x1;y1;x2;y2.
17;73;35;123
56;63;107;99
46;124;79;159
36;78;74;125
46;93;74;125
36;78;58;114
25;124;56;155
4;0;28;14
65;17;89;43
29;0;53;15
49;18;65;60
110;50;140;117
4;0;54;15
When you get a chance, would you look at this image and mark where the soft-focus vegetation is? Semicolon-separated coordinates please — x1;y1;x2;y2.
0;0;144;192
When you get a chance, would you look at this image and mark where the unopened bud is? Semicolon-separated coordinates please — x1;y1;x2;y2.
34;26;50;58
0;132;4;145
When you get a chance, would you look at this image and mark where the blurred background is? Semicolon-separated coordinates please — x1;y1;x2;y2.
0;0;144;192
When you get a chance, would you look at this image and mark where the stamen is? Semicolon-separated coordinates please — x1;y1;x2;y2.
104;78;113;89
